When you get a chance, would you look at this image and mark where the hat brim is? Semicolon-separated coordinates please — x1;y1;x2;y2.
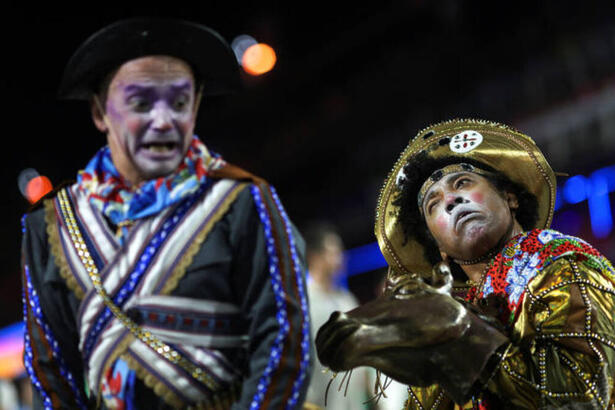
58;17;241;100
375;118;556;277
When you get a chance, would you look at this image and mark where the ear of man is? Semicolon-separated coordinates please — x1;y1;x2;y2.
90;96;107;133
506;192;519;214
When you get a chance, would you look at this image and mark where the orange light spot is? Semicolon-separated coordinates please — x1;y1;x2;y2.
0;351;25;379
242;43;277;76
26;176;53;204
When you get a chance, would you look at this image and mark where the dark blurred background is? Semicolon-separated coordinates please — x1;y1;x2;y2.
2;1;615;326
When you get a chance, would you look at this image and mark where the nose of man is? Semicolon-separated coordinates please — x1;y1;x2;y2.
445;195;465;213
150;105;174;132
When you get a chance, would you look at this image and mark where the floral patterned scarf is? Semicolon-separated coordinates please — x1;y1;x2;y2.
77;136;225;241
466;228;615;326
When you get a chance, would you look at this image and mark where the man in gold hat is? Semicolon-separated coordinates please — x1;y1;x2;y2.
316;119;615;408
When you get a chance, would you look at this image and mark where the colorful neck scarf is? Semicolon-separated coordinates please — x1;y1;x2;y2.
77;136;225;236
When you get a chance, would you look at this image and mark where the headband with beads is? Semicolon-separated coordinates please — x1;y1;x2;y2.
417;163;495;213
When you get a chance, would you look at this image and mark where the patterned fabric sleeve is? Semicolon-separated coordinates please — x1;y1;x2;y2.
230;182;312;409
483;255;615;408
21;210;88;409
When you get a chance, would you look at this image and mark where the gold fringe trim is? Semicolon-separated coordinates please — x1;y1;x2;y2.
99;334;135;391
122;350;186;409
122;349;240;410
160;182;248;295
44;194;85;300
92;334;136;408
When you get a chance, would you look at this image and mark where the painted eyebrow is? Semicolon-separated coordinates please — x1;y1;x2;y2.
122;82;192;94
170;81;192;91
123;84;150;94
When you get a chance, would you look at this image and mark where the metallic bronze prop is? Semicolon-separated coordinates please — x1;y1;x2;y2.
315;264;507;403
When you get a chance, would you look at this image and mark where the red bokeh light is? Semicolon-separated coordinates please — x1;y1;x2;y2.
26;176;53;204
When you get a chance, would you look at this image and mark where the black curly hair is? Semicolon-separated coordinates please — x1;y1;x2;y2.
392;151;539;278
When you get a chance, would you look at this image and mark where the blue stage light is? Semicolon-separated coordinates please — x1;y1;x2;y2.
588;172;613;238
0;322;23;339
563;175;588;204
345;242;387;276
554;190;563;211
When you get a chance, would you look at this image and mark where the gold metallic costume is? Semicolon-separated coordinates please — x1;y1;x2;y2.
407;229;615;408
315;119;615;409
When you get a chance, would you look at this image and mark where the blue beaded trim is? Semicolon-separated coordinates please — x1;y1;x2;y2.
22;269;53;409
23;263;87;409
249;185;289;409
83;183;209;359
269;187;311;409
249;185;310;410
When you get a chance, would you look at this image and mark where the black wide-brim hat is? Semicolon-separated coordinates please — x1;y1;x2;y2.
58;17;241;100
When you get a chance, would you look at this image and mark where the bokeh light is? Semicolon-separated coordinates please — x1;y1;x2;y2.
242;43;277;76
25;176;53;204
563;175;587;204
17;168;39;198
231;34;258;63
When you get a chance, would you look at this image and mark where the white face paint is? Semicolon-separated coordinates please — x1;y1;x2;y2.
449;130;483;154
101;56;197;185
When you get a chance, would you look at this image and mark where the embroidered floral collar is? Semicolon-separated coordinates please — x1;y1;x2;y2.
464;229;614;326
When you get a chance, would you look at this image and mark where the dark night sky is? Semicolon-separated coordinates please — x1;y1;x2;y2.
2;1;615;326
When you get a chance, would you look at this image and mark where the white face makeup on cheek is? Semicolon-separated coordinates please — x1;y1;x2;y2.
423;172;508;260
103;56;197;184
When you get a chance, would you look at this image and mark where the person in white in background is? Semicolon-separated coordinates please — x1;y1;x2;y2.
303;223;373;409
0;378;18;410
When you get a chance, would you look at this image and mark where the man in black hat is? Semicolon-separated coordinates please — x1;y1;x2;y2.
316;119;615;408
21;18;311;409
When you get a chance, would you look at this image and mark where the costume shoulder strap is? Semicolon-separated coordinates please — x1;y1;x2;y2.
209;162;266;185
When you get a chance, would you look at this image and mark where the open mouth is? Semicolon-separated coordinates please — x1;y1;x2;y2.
141;142;178;153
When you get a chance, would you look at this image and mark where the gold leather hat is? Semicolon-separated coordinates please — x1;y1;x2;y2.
375;118;556;277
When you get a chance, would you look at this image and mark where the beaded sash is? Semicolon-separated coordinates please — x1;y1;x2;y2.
50;180;247;406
